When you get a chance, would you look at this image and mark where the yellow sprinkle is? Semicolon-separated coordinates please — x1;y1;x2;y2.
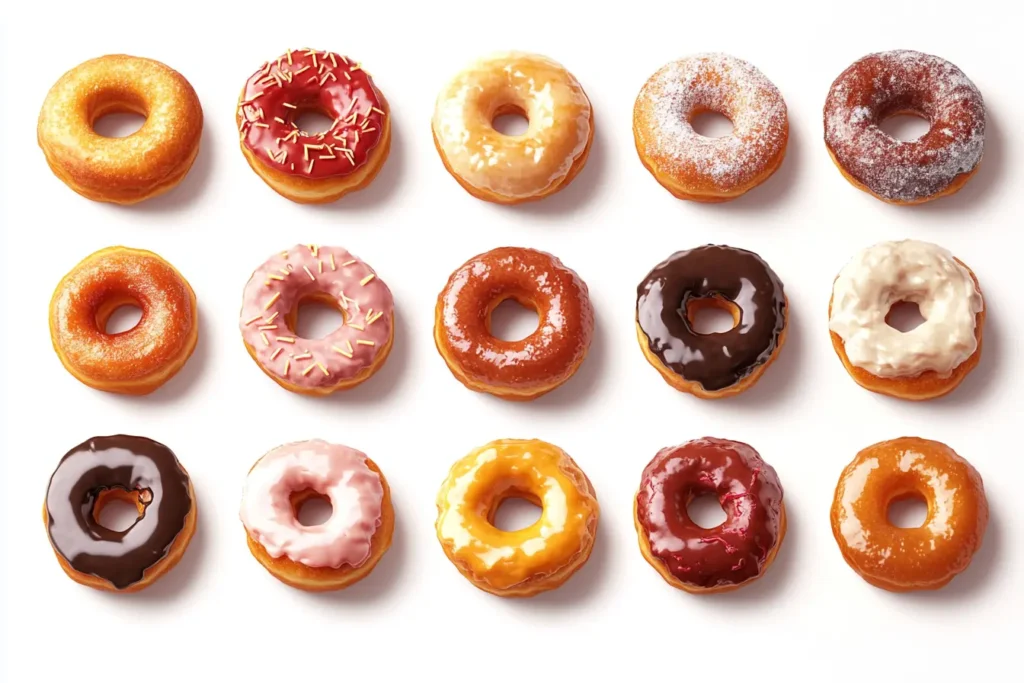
302;363;316;376
283;358;291;374
362;127;377;134
348;323;364;331
268;274;284;281
371;106;386;116
303;266;316;281
245;315;261;325
294;65;310;75
343;71;351;81
277;336;296;343
265;311;280;323
330;254;336;271
328;53;337;68
311;53;318;68
307;159;315;173
317;362;329;376
359;274;376;286
253;122;270;128
341;259;356;266
332;345;353;358
261;332;270;346
264;292;281;310
366;311;383;325
270;348;283;361
356;339;375;346
286;49;293;65
294;353;313;361
259;324;278;330
282;102;297;109
274;117;286;124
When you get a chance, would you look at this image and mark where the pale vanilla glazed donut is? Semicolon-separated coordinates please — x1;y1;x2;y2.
828;240;984;400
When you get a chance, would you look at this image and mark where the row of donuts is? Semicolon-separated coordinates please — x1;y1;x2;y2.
44;434;988;596
51;240;985;401
38;48;986;207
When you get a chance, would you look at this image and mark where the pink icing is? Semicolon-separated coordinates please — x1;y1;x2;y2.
239;244;394;390
239;440;384;568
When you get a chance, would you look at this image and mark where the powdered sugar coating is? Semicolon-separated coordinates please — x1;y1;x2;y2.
633;53;788;194
824;50;985;203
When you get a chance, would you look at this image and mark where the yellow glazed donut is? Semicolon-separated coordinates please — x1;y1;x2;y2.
435;439;599;597
431;52;593;204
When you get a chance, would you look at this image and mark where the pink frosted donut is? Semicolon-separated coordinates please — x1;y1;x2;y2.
239;440;394;590
239;244;395;395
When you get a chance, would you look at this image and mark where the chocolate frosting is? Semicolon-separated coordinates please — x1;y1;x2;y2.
636;438;784;590
44;435;193;589
636;245;786;391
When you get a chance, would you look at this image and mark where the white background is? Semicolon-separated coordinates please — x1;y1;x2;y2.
2;1;1020;679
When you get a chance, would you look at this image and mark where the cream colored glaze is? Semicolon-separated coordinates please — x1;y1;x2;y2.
829;240;983;378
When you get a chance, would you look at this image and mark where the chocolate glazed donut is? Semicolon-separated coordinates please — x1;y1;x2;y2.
636;245;787;398
634;438;786;593
43;435;196;591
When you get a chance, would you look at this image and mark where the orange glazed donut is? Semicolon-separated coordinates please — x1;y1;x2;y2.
432;52;593;204
37;55;203;204
633;53;788;202
434;247;594;401
49;247;199;395
236;49;390;203
831;437;988;592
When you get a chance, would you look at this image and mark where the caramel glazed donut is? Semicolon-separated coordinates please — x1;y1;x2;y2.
237;49;391;203
434;247;594;400
831;437;987;591
37;55;203;204
824;50;985;204
633;53;788;202
636;245;787;399
829;240;984;400
240;440;394;591
432;52;593;204
435;439;599;597
43;435;197;592
50;247;199;395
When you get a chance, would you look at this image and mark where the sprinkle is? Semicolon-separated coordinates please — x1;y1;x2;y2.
245;315;262;325
360;118;371;130
304;143;322;160
307;159;315;173
261;332;270;346
295;352;313;361
366;310;384;325
259;324;278;330
291;163;295;170
318;259;324;274
332;345;353;358
360;273;376;286
260;61;271;75
270;348;283;361
302;364;316;377
345;112;358;124
371;106;386;116
303;265;316;281
277;336;295;343
267;274;284;282
344;98;359;117
346;340;354;354
242;91;265;103
341;56;349;65
306;75;319;84
317;362;329;376
253;122;270;128
309;244;319;256
356;339;375;346
318;62;327;75
354;129;360;144
283;359;291;374
274;116;286;124
286;49;293;65
311;53;318;68
266;311;280;323
278;268;290;275
282;102;297;109
343;71;351;81
264;292;281;310
362;127;377;134
330;254;336;270
341;259;356;266
351;63;362;72
348;323;364;331
294;65;310;75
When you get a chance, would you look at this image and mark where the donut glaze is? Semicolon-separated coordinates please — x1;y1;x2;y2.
824;50;985;204
43;435;197;592
636;245;787;398
635;438;786;593
434;247;594;400
831;437;987;591
239;245;394;395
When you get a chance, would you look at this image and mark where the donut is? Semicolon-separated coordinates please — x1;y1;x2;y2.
434;247;594;400
43;435;197;592
828;240;984;400
432;52;593;204
823;50;985;204
633;53;789;202
634;438;785;593
831;437;988;591
636;245;788;399
240;440;393;591
236;49;390;204
239;244;394;395
37;55;203;204
49;247;199;395
435;439;599;597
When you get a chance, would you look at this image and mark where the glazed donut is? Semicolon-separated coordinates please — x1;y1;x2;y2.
43;435;197;592
824;50;985;204
236;49;390;203
240;440;393;591
432;52;593;204
831;437;988;591
434;247;594;400
829;240;984;400
635;438;785;593
49;247;199;395
636;245;787;399
37;55;203;204
239;244;394;395
633;53;788;202
435;439;599;597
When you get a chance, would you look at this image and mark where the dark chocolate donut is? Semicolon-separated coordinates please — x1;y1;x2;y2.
635;245;786;393
44;435;194;590
635;437;785;591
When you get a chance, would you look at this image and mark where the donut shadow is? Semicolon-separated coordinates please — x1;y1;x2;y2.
123;303;213;405
123;124;216;214
305;121;407;213
725;302;805;409
125;490;209;604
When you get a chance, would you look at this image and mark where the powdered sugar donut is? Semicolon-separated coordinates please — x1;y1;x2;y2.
240;439;394;591
823;50;985;204
633;53;789;202
239;244;394;395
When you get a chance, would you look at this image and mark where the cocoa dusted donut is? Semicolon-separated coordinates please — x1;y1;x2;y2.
824;50;985;204
635;245;787;399
634;438;786;593
434;247;594;401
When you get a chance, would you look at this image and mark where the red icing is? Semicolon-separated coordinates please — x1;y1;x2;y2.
237;49;386;179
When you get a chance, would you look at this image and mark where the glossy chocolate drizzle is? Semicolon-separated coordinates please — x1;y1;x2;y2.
636;438;784;590
44;435;192;589
636;245;786;391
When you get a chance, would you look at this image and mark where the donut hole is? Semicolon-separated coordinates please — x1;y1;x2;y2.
94;295;144;335
492;496;542;532
489;297;539;342
886;301;926;333
685;493;728;529
93;112;147;138
291;295;348;339
291;490;333;527
879;112;931;142
686;297;740;335
887;493;929;528
491;104;529;137
293;109;336;135
690;110;735;139
93;488;146;532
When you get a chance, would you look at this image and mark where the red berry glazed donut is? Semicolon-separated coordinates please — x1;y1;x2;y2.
236;49;391;204
823;50;985;204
